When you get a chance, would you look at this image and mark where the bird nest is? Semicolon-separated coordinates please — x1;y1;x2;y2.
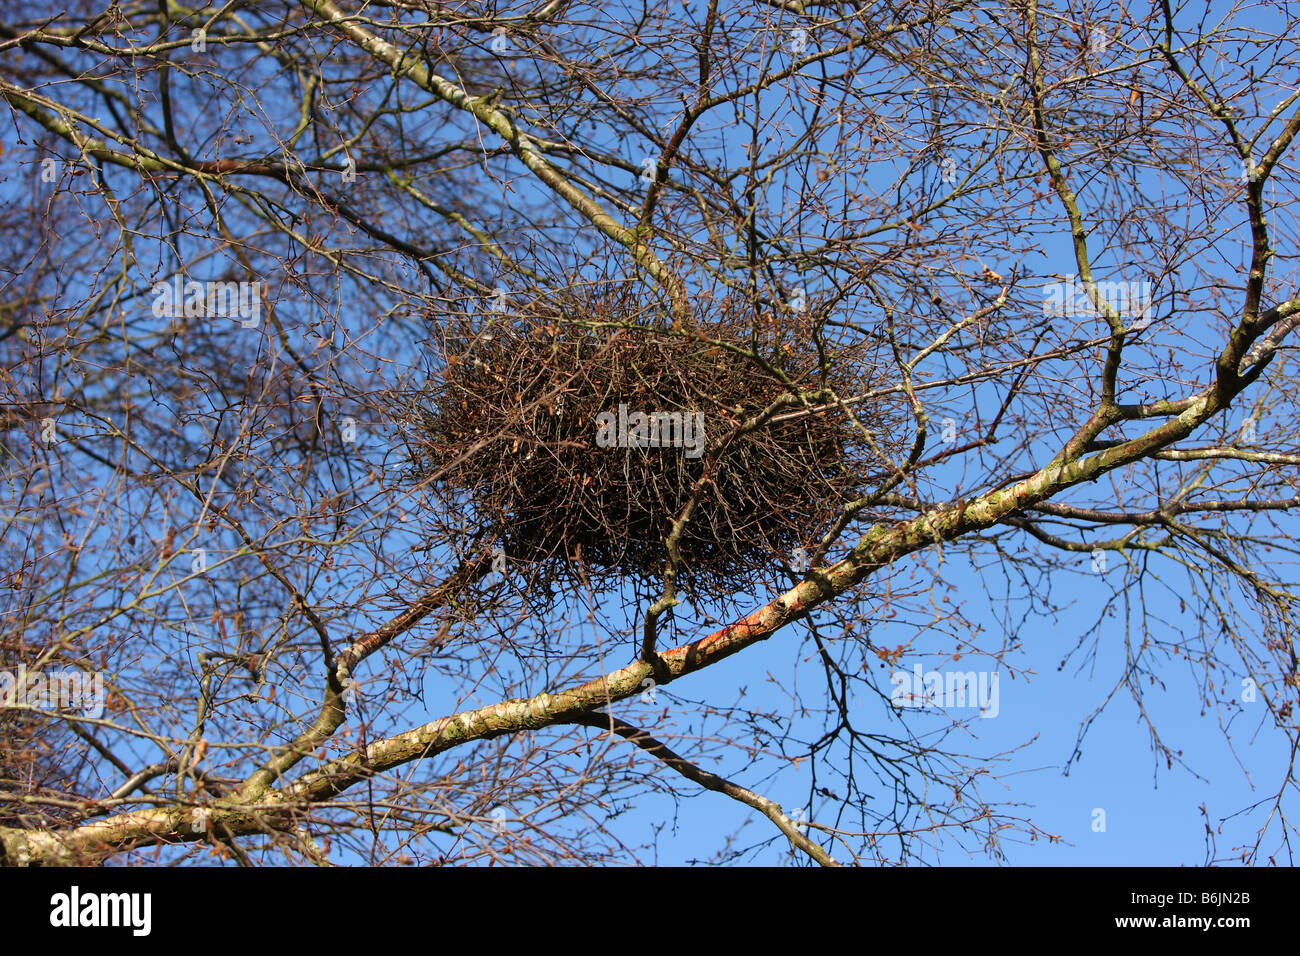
397;293;905;604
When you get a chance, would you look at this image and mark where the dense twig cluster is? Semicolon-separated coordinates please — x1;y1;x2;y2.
398;293;905;602
0;645;81;834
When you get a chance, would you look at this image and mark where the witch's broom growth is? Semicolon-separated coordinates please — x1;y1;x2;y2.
396;293;904;604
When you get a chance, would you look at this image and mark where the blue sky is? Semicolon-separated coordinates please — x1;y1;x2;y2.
2;0;1297;865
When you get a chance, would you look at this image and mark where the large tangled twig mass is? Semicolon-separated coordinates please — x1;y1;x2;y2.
399;292;905;603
